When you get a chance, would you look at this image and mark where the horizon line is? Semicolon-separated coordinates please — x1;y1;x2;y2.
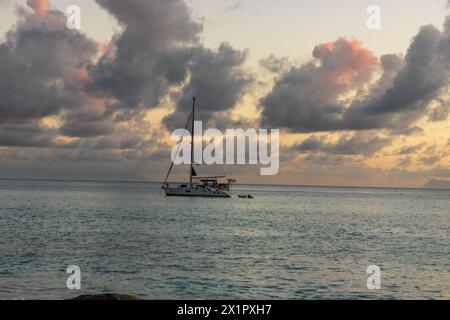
0;176;440;190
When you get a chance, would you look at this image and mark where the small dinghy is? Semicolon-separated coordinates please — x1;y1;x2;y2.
238;195;254;199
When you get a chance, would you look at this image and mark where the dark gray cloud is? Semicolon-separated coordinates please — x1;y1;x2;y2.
428;99;449;122
419;155;441;166
395;143;425;155
0;5;101;148
60;121;114;138
0;123;81;149
163;43;252;130
361;26;445;115
375;54;404;93
90;0;251;131
261;19;450;133
295;136;324;152
90;0;201;109
259;54;291;74
296;134;390;156
343;24;450;131
0;124;55;148
417;145;447;166
304;154;349;166
75;135;154;151
0;9;97;122
261;38;378;132
397;156;413;167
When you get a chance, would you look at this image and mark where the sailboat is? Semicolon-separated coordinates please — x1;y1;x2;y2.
161;97;235;197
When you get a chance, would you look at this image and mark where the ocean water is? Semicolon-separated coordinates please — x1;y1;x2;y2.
0;179;448;300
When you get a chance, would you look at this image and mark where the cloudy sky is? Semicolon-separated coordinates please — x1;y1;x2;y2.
0;0;449;187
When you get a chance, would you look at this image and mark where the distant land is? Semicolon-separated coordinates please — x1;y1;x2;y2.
423;179;450;190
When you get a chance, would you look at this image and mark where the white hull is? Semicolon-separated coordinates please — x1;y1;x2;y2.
163;186;231;198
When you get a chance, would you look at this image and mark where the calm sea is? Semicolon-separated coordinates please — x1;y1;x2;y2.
0;179;448;300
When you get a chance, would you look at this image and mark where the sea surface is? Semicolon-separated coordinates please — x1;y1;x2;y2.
0;179;448;300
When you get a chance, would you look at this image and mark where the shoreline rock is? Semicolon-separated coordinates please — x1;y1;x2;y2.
70;294;142;300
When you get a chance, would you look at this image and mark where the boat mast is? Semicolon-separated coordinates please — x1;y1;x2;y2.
190;97;196;185
162;107;193;188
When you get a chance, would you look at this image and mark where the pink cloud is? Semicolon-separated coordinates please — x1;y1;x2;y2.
27;0;50;15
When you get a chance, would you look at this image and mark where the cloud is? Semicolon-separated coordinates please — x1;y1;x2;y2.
304;154;349;166
90;0;202;109
428;99;449;121
375;54;404;92
395;143;425;155
0;0;103;149
296;134;390;156
90;0;251;131
163;43;252;129
224;2;244;13
261;19;450;133
60;121;114;138
344;24;449;128
397;156;413;167
0;0;448;185
0;7;97;123
419;156;441;166
0;123;82;149
0;0;251;151
0;124;55;148
261;38;378;132
295;136;324;152
26;0;49;14
259;54;291;74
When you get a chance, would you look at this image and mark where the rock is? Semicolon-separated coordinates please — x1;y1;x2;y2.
70;293;142;300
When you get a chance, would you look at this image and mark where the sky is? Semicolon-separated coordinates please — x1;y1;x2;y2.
0;0;449;187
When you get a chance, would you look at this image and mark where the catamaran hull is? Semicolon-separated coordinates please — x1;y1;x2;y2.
163;188;231;198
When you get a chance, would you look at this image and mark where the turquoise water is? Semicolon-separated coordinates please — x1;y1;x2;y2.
0;179;448;300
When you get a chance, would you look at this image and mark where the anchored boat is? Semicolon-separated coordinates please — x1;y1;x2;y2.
162;97;235;197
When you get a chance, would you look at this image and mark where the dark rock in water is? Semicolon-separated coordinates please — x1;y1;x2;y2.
70;294;142;300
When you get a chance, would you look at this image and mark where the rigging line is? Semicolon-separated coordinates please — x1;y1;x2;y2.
162;110;193;187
